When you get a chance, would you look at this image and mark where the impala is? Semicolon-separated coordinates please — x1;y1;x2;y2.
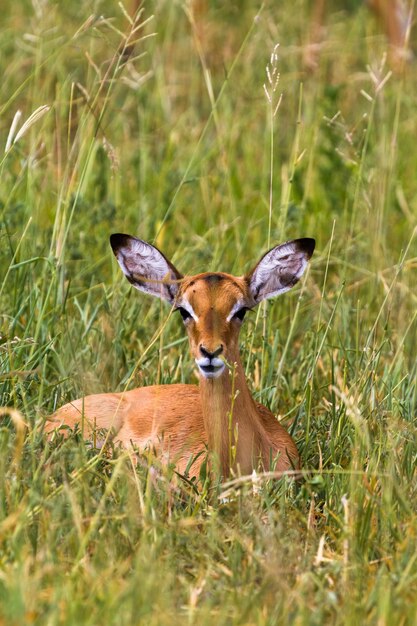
47;234;315;480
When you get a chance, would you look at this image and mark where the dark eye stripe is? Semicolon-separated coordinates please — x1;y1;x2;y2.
177;307;192;321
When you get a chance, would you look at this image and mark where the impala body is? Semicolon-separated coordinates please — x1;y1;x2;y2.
47;235;315;480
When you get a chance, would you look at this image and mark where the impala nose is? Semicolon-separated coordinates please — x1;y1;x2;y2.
199;344;223;360
197;344;225;379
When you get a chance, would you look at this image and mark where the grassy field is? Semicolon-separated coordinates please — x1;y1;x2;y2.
1;0;417;624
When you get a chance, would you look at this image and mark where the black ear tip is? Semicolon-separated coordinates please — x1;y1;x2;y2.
298;238;315;257
110;233;130;253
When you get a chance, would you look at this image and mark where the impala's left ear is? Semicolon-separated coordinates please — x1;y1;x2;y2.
246;238;315;304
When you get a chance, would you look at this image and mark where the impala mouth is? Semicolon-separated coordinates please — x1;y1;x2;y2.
196;357;226;379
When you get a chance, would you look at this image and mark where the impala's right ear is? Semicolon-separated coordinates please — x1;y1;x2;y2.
110;234;183;304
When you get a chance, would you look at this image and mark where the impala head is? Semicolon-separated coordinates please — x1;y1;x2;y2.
110;234;315;380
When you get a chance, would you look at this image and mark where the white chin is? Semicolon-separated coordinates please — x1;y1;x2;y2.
197;363;226;379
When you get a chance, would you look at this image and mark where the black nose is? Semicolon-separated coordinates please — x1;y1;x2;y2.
200;344;223;359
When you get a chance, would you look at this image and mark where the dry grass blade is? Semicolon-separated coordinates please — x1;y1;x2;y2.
0;407;28;465
4;110;22;152
13;105;51;144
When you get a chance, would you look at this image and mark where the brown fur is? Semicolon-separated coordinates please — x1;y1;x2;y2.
46;382;298;480
47;236;314;481
47;274;299;479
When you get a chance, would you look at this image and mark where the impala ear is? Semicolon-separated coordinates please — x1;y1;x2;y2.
110;234;183;304
246;238;315;304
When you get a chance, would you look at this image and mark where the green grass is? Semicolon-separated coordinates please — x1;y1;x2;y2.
1;0;417;624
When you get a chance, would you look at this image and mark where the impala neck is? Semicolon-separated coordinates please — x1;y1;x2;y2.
199;352;268;478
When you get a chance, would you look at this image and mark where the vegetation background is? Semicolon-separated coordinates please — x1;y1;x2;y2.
0;0;416;624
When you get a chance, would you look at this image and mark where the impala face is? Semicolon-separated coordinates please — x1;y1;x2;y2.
175;273;252;379
110;234;315;381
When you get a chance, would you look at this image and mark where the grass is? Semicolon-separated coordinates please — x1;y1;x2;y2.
1;0;417;624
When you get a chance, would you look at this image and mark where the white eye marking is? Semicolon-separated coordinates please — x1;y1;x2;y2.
226;300;245;322
177;297;198;322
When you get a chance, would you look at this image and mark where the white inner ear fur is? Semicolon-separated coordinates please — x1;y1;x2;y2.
114;237;180;302
117;238;171;280
226;300;245;322
249;241;310;303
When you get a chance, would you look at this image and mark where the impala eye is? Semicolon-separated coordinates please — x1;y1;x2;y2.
177;307;192;322
233;307;248;322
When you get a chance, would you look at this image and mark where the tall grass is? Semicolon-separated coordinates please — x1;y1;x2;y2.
1;1;416;624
